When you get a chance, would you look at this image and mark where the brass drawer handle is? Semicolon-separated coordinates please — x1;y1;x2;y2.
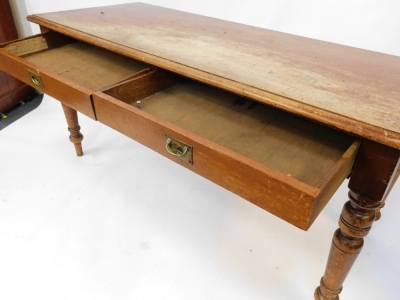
166;137;188;156
27;70;44;88
164;134;193;164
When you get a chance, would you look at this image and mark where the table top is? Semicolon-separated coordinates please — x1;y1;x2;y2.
28;3;400;149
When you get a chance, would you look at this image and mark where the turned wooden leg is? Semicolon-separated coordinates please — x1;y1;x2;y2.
61;103;84;156
315;140;400;300
315;193;377;300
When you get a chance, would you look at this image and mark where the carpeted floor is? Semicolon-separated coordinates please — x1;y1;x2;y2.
0;93;43;131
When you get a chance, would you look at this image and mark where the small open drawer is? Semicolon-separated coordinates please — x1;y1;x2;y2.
92;69;360;230
0;31;150;119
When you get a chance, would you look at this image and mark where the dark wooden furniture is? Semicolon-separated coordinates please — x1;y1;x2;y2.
0;0;34;116
0;4;398;299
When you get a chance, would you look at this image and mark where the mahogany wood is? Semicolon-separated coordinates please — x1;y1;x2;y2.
315;140;400;299
0;4;398;299
27;3;400;150
0;34;94;118
375;167;400;221
102;68;183;101
0;33;149;119
2;32;74;57
0;76;33;113
61;103;83;156
111;78;355;187
93;77;359;229
0;0;34;113
0;0;18;42
25;41;149;91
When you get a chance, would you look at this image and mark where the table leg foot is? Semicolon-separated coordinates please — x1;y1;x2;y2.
61;103;84;156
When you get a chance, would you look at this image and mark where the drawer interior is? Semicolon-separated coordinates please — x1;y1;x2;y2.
2;32;150;91
101;70;356;187
2;30;358;228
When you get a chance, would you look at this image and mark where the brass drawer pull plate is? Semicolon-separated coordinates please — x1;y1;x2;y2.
27;70;44;88
165;134;193;164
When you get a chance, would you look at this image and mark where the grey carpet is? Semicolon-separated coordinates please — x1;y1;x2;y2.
0;93;43;131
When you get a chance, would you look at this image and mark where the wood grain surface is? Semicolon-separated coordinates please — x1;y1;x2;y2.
0;33;149;119
93;89;317;230
94;79;359;229
109;79;355;187
315;140;400;299
0;0;34;113
0;0;18;42
25;41;149;91
27;3;400;149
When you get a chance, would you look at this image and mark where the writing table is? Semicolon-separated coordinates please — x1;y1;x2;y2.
0;3;399;299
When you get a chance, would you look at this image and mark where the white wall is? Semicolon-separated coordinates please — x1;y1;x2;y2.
8;0;33;37
17;0;400;56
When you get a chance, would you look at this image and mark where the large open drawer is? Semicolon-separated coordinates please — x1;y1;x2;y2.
0;31;360;230
0;32;150;119
92;69;360;230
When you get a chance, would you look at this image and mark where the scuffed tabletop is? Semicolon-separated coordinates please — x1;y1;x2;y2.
28;3;400;149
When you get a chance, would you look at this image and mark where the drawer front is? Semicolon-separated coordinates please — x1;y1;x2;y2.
91;70;360;230
93;91;355;230
0;33;96;119
1;31;358;230
0;32;151;120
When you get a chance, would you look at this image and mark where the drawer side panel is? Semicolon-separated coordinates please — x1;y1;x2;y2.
309;140;360;228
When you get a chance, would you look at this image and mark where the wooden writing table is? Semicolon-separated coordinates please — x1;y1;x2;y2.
0;3;399;299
